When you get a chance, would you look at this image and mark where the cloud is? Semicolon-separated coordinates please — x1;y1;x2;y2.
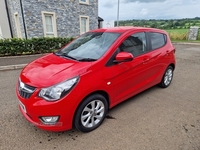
123;0;166;3
99;0;200;21
140;8;148;15
102;1;116;8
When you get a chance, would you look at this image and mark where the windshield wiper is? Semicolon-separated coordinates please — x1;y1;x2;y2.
53;51;60;56
63;54;78;60
78;58;97;62
54;52;96;62
54;52;78;61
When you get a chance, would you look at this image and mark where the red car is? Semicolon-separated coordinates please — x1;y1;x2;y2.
16;27;176;132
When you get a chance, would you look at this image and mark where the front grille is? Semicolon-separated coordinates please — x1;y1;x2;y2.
18;81;36;99
19;90;32;99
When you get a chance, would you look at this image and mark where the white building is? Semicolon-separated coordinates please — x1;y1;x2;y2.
0;0;12;38
102;20;115;28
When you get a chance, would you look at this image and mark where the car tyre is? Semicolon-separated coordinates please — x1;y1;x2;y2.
159;66;174;88
74;94;108;132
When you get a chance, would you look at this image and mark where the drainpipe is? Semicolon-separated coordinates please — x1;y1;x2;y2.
19;0;27;39
4;0;13;38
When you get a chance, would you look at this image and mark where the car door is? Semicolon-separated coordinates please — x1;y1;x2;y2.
104;32;152;106
143;32;169;86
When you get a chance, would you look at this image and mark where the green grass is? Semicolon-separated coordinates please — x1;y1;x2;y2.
185;23;190;26
171;40;200;43
164;29;200;41
165;29;189;34
165;29;189;40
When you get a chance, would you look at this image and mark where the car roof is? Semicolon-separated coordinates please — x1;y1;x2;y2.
90;27;166;34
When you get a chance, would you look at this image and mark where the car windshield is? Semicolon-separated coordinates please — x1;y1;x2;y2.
55;32;121;61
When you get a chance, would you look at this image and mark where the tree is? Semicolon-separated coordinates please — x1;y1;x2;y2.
174;22;180;26
150;23;157;28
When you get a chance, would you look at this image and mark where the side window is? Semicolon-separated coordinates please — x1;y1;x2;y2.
149;32;167;50
119;32;146;57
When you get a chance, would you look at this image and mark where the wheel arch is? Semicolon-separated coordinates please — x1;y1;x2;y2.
159;64;175;88
81;90;110;107
72;90;110;126
169;63;175;70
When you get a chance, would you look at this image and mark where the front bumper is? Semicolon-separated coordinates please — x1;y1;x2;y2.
18;105;68;131
16;88;77;132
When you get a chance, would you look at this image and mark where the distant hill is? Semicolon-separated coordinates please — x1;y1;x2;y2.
115;17;200;29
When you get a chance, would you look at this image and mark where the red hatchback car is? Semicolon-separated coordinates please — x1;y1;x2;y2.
16;27;176;132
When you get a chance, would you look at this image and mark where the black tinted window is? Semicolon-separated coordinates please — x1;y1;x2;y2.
149;32;166;50
119;32;147;57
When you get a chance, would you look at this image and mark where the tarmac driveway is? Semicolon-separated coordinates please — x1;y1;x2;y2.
0;44;200;150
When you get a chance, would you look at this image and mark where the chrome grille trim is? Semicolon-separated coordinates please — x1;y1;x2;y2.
18;80;36;99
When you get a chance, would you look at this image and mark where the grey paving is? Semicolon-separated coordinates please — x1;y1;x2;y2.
0;54;46;70
0;44;200;150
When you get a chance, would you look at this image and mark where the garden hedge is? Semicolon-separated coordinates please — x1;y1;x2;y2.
0;37;74;56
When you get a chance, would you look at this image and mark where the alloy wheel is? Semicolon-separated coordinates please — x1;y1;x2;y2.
81;100;105;128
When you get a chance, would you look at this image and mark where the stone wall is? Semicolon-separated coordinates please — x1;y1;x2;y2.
7;0;98;38
7;0;26;38
188;26;199;40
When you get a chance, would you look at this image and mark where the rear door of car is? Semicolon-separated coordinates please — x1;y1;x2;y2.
144;32;169;86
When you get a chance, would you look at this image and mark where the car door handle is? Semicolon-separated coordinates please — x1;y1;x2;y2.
143;58;150;64
165;50;170;56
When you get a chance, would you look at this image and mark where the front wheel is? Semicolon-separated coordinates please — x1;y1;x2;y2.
159;66;174;88
74;94;108;132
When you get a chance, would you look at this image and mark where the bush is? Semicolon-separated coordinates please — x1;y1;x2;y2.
0;37;73;56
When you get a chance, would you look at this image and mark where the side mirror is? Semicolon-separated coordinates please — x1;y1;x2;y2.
113;52;134;63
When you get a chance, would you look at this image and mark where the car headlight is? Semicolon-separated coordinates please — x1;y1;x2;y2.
39;77;79;101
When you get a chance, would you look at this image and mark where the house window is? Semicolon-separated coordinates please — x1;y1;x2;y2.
14;13;22;38
79;0;89;5
80;16;89;34
42;11;57;37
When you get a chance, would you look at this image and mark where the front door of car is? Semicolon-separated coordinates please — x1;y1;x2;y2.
104;32;152;106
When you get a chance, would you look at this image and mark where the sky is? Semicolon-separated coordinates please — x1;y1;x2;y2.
98;0;200;21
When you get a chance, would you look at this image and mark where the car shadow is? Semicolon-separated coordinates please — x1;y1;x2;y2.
106;85;161;118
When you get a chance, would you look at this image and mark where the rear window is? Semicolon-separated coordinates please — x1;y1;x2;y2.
149;32;167;50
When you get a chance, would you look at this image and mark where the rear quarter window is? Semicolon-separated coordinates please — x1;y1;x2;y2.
149;32;167;50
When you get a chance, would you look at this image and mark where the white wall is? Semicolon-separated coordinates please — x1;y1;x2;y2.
0;25;3;39
102;20;115;28
0;0;12;38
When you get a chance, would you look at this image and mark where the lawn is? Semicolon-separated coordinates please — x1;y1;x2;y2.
165;29;189;34
165;28;200;41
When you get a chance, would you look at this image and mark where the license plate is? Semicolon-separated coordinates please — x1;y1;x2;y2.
19;101;26;113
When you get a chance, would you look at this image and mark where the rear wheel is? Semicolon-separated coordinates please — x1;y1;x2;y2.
159;66;174;88
74;94;108;132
